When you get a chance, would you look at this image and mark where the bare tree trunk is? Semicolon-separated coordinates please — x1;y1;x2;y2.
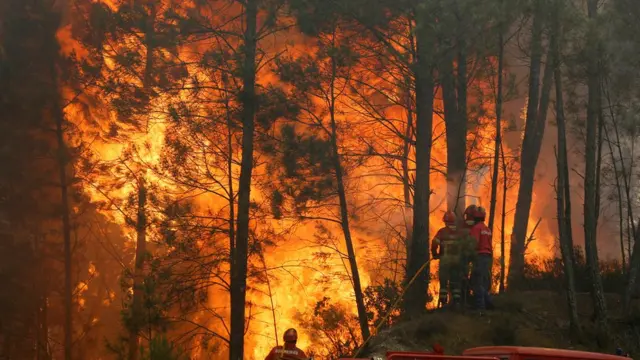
499;143;507;293
509;3;550;286
328;36;370;342
489;13;505;236
611;145;627;272
403;1;434;315
402;74;414;260
36;292;49;360
440;29;467;214
128;182;147;360
225;91;235;274
229;0;257;358
603;75;640;312
455;23;468;213
552;7;580;335
403;22;417;258
584;0;609;345
625;222;640;313
602;99;627;272
34;235;50;360
54;83;73;360
127;4;156;357
595;111;605;223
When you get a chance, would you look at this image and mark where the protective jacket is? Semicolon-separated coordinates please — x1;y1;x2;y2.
470;222;492;255
431;226;475;264
432;225;475;304
265;344;307;360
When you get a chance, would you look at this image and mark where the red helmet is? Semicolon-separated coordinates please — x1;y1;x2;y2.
464;205;477;221
442;211;456;224
475;206;487;221
283;328;298;343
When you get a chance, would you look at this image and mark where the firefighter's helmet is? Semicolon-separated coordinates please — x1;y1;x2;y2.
464;205;477;221
283;328;298;343
475;206;487;221
442;211;456;224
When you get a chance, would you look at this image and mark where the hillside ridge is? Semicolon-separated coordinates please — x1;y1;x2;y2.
361;291;640;358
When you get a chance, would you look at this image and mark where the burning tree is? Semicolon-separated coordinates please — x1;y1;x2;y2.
268;14;372;342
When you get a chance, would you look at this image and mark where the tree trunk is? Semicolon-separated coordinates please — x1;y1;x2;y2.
128;182;147;360
508;3;547;286
225;92;235;275
456;30;468;213
626;229;640;312
603;74;637;284
403;24;417;266
603;76;640;312
606;132;627;272
328;36;370;342
439;17;467;215
441;54;467;214
402;74;414;261
552;7;580;335
36;294;49;360
330;116;371;343
403;2;434;315
34;235;50;360
46;7;74;359
584;0;609;345
54;80;73;360
600;81;628;273
127;4;156;357
499;143;507;293
229;0;257;358
489;15;505;236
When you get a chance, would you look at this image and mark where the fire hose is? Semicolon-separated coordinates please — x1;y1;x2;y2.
352;260;432;358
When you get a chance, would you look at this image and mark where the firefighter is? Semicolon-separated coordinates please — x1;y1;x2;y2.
470;206;494;313
265;328;308;360
460;204;479;306
431;211;474;308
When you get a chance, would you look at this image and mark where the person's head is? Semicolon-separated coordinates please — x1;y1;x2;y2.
283;328;298;344
443;211;456;230
463;205;477;226
475;206;486;222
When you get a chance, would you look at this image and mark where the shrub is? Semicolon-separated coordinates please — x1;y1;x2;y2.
364;278;403;329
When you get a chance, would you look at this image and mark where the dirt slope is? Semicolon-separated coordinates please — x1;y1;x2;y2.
363;291;640;358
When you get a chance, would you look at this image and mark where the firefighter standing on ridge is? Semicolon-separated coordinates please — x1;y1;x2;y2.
460;205;479;305
470;206;495;313
431;211;475;308
265;328;308;360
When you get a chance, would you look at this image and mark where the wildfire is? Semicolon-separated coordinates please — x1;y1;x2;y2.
55;1;559;360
